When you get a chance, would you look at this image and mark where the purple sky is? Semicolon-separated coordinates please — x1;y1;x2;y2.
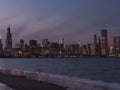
0;0;120;46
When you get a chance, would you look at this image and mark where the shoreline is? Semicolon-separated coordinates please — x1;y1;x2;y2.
0;72;67;90
0;68;120;90
0;55;120;58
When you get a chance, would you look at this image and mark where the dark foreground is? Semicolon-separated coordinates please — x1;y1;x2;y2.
0;73;67;90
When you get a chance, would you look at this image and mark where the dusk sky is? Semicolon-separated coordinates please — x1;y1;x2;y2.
0;0;120;46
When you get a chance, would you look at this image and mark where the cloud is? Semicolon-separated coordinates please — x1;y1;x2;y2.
0;0;120;46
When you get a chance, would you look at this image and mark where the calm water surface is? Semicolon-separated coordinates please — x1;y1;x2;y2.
0;58;120;83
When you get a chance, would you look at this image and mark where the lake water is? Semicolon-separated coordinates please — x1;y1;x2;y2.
0;58;120;84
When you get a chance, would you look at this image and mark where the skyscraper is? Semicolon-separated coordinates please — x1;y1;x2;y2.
59;36;64;45
0;36;3;51
5;26;12;51
19;39;24;50
59;36;64;50
108;37;120;56
41;38;49;48
29;40;37;48
94;34;97;45
101;29;108;56
114;37;120;55
92;34;101;56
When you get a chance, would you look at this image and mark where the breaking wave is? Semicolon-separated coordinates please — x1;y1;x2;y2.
0;67;120;90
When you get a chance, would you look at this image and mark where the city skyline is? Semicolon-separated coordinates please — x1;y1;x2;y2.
0;26;119;48
0;26;120;57
0;0;120;45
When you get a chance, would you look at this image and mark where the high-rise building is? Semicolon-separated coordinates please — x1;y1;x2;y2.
29;40;37;48
59;36;64;45
93;34;99;56
24;43;29;51
108;37;115;55
41;38;49;48
90;44;97;56
94;34;97;45
5;26;12;51
114;37;120;55
96;37;101;55
19;39;24;50
92;34;101;56
108;37;120;56
101;29;108;56
80;45;88;56
59;36;64;50
65;43;80;55
0;36;3;51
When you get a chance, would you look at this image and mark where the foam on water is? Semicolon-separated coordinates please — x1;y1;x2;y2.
0;68;120;90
